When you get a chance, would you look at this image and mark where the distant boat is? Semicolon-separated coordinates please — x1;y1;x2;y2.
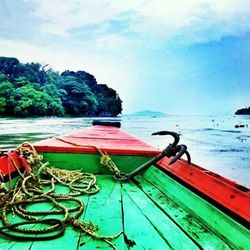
0;121;249;249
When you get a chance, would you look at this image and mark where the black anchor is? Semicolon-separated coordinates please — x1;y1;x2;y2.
152;131;191;165
115;131;191;181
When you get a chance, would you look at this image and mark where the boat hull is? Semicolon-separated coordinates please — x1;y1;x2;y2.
0;125;249;249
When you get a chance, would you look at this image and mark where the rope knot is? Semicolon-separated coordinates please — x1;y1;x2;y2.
100;154;121;178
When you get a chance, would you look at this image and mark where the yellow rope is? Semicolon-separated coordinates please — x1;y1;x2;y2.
16;142;43;168
55;137;122;178
1;142;122;249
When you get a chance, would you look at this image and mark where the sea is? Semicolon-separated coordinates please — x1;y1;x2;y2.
0;114;249;187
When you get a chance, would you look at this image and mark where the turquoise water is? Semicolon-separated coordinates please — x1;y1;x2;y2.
0;115;249;187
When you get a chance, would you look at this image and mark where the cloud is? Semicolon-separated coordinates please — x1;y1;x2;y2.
25;0;250;45
25;0;141;37
1;1;250;114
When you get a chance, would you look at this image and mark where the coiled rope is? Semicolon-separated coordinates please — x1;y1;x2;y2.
0;142;122;249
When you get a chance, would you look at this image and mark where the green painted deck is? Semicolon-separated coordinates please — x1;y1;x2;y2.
1;166;249;249
41;152;153;174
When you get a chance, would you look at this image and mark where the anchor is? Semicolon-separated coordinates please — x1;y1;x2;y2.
116;131;191;181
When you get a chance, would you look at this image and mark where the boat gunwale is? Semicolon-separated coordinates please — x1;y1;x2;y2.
1;125;249;230
155;162;250;228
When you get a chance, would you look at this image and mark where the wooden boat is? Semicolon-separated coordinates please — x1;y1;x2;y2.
0;121;249;249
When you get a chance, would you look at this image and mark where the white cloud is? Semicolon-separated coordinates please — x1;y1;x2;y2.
2;1;250;114
131;0;250;44
25;0;250;44
26;0;143;36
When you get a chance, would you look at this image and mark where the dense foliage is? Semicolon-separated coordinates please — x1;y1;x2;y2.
0;57;122;117
235;107;250;115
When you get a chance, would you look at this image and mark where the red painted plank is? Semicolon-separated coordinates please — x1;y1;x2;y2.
0;151;22;178
157;157;250;223
65;126;134;139
35;126;160;156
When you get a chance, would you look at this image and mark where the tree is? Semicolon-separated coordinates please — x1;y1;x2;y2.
0;57;20;79
0;97;6;113
0;79;15;115
0;56;122;117
0;73;7;81
60;76;98;116
93;84;122;116
7;84;64;116
21;62;47;84
61;70;122;116
235;107;250;115
61;70;98;88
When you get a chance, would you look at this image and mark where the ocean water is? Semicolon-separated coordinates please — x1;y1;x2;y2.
0;114;249;187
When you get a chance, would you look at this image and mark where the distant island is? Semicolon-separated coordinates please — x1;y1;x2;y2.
235;107;250;115
128;110;166;117
0;57;122;117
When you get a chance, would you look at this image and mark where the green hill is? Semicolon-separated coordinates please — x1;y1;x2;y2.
235;107;250;115
0;57;122;117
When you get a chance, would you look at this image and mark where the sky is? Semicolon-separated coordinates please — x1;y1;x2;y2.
0;0;249;114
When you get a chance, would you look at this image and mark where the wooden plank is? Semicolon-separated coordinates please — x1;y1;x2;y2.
0;152;21;177
30;185;90;250
122;181;200;250
0;194;58;250
35;126;159;156
142;167;250;249
158;158;250;223
122;186;174;249
0;221;33;250
79;175;126;249
42;153;152;174
137;176;234;249
1;182;89;250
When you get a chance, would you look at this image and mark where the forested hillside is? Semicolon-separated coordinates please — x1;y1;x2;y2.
0;57;122;117
235;107;250;115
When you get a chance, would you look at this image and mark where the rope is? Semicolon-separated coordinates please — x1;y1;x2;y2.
55;137;123;178
0;219;66;241
0;143;122;249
